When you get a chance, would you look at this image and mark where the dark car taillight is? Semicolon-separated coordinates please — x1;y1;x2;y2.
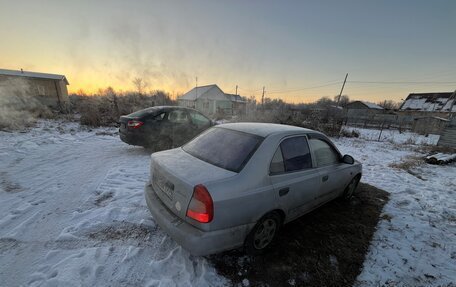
186;184;213;223
127;120;144;129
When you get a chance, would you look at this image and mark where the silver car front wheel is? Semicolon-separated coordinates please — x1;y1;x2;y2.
343;176;360;200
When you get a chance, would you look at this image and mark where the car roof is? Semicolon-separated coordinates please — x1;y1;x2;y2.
151;106;196;112
125;106;202;118
217;122;316;137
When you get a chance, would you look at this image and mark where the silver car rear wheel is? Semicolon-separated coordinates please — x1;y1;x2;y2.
245;212;281;255
253;218;277;249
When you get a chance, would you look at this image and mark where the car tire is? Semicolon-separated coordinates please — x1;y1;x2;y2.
342;176;360;200
244;212;281;255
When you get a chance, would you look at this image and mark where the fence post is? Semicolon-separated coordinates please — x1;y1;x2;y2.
378;122;384;141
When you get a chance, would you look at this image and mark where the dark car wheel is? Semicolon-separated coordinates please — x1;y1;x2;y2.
342;176;360;200
244;212;281;255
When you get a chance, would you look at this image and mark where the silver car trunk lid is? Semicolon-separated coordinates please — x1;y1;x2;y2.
150;148;236;221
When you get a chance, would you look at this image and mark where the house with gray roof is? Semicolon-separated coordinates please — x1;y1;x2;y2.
0;68;69;110
399;92;456;113
178;84;245;116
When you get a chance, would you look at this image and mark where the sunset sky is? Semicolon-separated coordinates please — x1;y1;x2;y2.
1;0;455;103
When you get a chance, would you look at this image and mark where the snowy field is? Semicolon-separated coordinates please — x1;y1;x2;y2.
341;125;441;145
0;120;454;286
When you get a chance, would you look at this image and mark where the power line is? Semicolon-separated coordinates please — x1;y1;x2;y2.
348;80;456;84
267;81;342;94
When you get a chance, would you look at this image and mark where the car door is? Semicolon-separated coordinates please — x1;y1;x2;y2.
269;135;321;222
143;112;165;144
308;135;350;205
188;110;212;138
166;109;192;147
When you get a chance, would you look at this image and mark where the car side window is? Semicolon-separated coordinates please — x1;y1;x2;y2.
149;112;165;121
308;138;340;167
189;111;210;127
270;136;312;174
270;147;285;174
168;110;189;124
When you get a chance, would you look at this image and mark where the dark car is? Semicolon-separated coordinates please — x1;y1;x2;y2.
119;106;212;149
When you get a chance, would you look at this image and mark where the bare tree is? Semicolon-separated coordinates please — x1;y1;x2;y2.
315;96;334;108
377;100;400;110
132;77;148;95
333;95;350;107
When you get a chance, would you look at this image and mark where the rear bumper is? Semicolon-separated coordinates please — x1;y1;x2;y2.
144;183;254;256
119;130;147;146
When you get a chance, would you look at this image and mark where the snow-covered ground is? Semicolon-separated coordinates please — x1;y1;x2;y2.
341;125;440;145
0;121;454;286
333;137;455;286
0;120;225;287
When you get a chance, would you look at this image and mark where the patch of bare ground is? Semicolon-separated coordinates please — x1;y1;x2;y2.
87;222;154;241
389;156;427;180
0;238;20;253
209;183;389;287
0;172;23;192
94;192;114;206
414;145;456;155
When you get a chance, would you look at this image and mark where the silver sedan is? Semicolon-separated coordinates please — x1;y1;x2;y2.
145;123;362;256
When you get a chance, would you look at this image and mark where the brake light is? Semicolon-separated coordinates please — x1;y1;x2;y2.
186;184;213;223
127;120;144;129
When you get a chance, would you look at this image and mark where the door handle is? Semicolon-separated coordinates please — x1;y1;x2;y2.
279;187;289;197
322;175;329;182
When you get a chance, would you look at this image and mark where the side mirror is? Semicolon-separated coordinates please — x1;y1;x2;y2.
342;154;355;164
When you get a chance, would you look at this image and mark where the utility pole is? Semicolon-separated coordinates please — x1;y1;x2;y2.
336;73;348;107
195;77;198;109
447;89;456;120
261;86;265;112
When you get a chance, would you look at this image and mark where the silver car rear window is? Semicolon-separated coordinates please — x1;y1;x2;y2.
182;127;263;173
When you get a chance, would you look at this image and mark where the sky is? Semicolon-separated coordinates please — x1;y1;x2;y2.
0;0;455;103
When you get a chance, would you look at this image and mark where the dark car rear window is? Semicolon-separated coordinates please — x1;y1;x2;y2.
182;127;263;173
127;107;158;118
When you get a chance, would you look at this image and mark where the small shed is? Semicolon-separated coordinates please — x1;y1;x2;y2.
0;68;69;110
438;118;456;148
412;116;449;135
225;93;246;116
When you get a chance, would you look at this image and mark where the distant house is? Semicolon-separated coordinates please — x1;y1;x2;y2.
346;101;384;111
0;68;69;110
400;92;456;113
345;100;384;117
178;84;246;116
